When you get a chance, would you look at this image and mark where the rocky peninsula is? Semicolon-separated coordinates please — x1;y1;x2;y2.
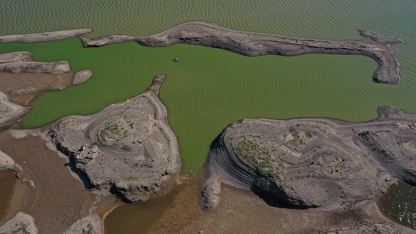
45;74;181;202
202;106;416;213
81;21;402;84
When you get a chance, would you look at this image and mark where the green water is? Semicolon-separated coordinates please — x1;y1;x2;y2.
2;39;414;171
1;0;416;172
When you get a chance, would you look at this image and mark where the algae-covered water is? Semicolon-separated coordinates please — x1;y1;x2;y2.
1;39;414;171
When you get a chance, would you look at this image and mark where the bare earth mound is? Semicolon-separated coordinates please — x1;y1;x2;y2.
202;106;416;214
46;75;181;202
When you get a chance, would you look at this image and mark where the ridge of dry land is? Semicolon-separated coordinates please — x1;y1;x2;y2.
201;106;416;231
45;74;181;203
0;22;402;84
80;21;402;84
0;22;403;84
0;29;92;43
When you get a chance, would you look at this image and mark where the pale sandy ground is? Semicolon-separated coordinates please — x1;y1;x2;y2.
0;212;38;234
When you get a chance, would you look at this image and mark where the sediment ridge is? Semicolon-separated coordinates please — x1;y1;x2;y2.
81;21;402;84
0;22;402;84
0;29;92;43
202;106;416;212
46;74;181;202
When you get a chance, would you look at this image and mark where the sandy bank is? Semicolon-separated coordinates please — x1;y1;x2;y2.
80;21;402;84
0;52;33;64
0;150;20;172
0;92;26;126
0;61;71;74
0;29;92;43
0;212;38;234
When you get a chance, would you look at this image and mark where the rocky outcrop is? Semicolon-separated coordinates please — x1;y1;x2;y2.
202;106;416;211
0;29;92;43
0;150;21;172
81;21;402;84
0;212;38;234
46;75;181;202
73;70;93;85
0;52;33;64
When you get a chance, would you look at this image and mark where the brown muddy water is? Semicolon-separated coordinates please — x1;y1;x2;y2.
104;173;205;233
0;170;16;223
378;183;416;230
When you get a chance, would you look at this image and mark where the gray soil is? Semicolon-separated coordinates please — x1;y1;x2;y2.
202;106;416;231
81;21;402;84
0;29;92;43
45;74;181;203
0;212;38;234
0;61;71;74
73;70;93;85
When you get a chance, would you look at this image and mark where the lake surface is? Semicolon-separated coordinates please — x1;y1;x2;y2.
1;0;416;232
